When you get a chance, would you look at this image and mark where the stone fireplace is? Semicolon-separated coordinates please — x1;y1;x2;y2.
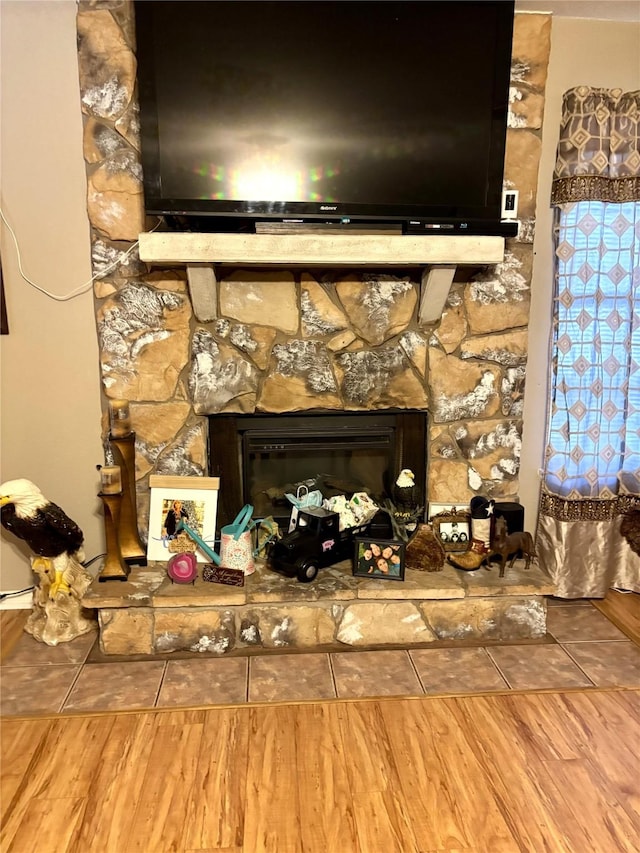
77;3;551;555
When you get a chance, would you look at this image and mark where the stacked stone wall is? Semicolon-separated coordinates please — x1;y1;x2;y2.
76;1;551;539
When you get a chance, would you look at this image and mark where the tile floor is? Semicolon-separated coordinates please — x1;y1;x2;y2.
2;599;639;717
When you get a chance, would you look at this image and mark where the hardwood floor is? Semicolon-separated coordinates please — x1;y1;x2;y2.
0;609;28;663
1;592;639;852
591;590;640;644
1;690;638;852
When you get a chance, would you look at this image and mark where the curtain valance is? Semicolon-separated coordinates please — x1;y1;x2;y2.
551;87;640;204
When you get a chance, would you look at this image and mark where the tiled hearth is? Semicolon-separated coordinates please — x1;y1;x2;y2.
2;599;640;717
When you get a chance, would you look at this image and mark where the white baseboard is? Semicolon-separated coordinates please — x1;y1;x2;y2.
0;590;33;610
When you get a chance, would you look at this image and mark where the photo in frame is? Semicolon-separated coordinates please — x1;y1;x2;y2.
147;475;220;563
353;537;405;581
430;508;471;552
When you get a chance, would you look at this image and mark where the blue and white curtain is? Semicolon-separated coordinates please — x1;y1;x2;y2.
537;87;640;597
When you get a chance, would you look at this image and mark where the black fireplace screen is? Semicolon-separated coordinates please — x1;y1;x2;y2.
210;412;426;529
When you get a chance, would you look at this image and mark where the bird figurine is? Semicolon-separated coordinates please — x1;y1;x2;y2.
0;478;84;597
393;468;417;511
0;479;95;645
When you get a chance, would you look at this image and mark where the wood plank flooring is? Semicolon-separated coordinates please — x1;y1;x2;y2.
591;590;640;643
2;591;639;852
1;689;639;853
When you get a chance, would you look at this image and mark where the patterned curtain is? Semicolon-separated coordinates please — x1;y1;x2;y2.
537;87;640;598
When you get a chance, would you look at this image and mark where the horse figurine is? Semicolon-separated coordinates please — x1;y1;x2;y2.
490;516;537;577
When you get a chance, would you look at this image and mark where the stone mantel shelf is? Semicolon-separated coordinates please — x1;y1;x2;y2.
138;232;507;325
138;231;505;267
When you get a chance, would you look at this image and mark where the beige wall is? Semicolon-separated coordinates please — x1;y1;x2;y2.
0;4;638;591
1;1;105;591
519;17;640;532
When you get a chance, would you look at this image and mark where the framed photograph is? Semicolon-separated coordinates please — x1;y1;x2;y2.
428;502;468;520
431;508;471;552
148;475;220;563
353;538;405;581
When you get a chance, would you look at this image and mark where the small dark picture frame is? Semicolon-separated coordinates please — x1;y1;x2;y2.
353;538;405;581
431;509;471;552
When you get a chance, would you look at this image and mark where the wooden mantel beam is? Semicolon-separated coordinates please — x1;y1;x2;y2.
139;232;505;267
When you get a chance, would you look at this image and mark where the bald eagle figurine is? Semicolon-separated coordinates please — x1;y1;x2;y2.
0;479;84;599
393;468;417;511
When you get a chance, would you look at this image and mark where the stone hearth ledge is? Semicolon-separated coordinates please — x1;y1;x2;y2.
83;560;555;656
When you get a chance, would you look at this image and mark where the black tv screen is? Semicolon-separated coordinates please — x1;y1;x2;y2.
134;1;515;234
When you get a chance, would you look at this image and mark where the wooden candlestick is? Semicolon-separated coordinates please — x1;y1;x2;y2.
98;492;130;582
109;432;147;566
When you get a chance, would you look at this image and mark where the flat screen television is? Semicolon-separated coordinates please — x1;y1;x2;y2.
134;0;516;236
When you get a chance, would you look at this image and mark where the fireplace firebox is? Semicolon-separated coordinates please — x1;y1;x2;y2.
209;411;427;529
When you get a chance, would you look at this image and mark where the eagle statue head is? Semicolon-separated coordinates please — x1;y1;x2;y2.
0;479;48;517
0;478;84;562
395;469;415;489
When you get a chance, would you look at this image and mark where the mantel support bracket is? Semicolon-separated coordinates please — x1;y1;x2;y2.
187;264;217;322
418;264;457;328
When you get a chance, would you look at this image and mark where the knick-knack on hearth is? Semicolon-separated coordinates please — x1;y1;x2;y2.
0;479;95;645
490;516;537;577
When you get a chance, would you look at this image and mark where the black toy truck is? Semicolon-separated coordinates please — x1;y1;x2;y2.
267;505;369;583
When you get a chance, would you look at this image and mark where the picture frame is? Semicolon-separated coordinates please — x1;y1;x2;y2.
431;508;471;552
353;537;405;581
147;475;220;563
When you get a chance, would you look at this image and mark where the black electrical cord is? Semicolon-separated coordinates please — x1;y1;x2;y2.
0;586;34;601
0;553;106;602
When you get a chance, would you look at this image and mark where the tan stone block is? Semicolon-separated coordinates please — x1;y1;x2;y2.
99;294;192;401
220;271;298;333
356;565;464;600
143;270;188;293
301;274;349;336
428;458;474;505
183;421;208;473
87;182;144;242
94;279;117;299
241;605;337;648
504;131;542;220
336;602;435;646
131;401;192;446
83;567;166;609
259;374;343;413
327;330;357;352
420;597;546;640
98;608;153;655
238;326;277;370
115;102;140;151
465;247;532;335
459;563;555;597
428;349;501;423
452;418;523;464
77;10;136;120
154;608;236;653
435;302;468;354
345;339;365;351
334;347;428;410
512;13;552;90
335;275;417;345
83;117;129;164
153;575;246;607
191;336;260;415
430;430;460;464
399;332;428;377
372;366;429;411
248;562;357;603
460;330;528;366
508;88;546;130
